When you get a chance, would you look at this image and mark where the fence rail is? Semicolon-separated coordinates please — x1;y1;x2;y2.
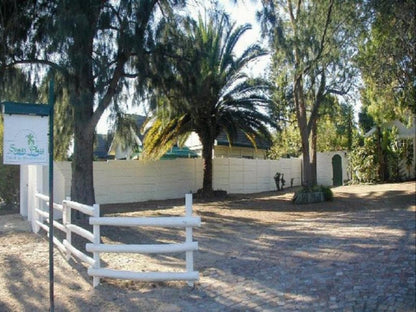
33;192;200;287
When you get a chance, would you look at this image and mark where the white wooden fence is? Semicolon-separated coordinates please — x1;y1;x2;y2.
34;193;200;287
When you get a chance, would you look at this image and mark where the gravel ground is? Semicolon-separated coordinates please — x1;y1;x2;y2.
0;182;415;311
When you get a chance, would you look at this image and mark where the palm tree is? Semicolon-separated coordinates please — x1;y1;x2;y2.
143;12;275;197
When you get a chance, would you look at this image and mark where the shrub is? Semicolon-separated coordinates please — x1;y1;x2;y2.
320;185;334;201
0;162;20;209
292;185;333;204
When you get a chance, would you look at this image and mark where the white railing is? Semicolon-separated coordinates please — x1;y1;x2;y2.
34;193;99;284
86;193;200;287
33;193;200;287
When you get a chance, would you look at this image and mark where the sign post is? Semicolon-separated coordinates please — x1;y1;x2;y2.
1;78;55;311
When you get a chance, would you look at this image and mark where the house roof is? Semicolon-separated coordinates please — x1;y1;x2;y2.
131;114;147;143
161;146;199;159
94;134;112;159
216;130;271;150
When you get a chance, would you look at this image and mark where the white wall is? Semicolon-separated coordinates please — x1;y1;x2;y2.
316;151;349;186
25;158;301;208
25;154;356;220
214;158;301;194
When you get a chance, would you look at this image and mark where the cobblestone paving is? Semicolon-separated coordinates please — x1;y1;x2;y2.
97;184;415;312
189;208;416;312
1;183;415;311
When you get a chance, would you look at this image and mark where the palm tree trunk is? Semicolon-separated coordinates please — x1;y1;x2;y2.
199;132;214;196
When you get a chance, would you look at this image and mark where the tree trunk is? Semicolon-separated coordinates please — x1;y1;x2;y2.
199;131;215;197
68;3;99;205
376;126;384;182
69;41;96;205
300;127;313;188
294;75;313;188
71;93;95;205
311;118;318;185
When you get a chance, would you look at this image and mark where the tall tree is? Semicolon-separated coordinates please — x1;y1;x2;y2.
143;13;274;196
0;0;184;204
259;0;366;187
357;0;415;125
356;0;415;181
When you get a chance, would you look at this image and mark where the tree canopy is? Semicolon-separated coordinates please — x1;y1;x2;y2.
1;0;184;204
357;0;415;125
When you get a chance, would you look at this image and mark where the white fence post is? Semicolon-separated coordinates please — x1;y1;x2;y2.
185;193;194;287
32;190;41;233
92;204;101;287
64;197;71;260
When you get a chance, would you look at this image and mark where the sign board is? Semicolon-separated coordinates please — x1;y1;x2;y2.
3;114;49;165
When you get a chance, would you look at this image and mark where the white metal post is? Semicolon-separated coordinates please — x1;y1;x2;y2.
92;204;101;287
185;193;194;287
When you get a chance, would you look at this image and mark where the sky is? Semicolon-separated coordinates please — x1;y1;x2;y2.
96;0;269;134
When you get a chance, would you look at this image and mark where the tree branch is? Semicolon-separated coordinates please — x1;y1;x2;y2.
90;52;128;130
307;71;326;134
299;0;335;78
6;58;68;76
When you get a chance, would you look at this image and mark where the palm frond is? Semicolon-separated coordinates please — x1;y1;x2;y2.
142;113;191;160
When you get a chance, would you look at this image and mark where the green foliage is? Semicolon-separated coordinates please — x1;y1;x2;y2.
110;113;141;152
38;71;73;160
260;0;366;186
317;102;355;152
292;185;334;204
357;0;415;123
0;164;19;208
320;185;334;201
268;99;355;159
267;121;301;158
348;136;379;183
1;0;185;204
349;127;414;183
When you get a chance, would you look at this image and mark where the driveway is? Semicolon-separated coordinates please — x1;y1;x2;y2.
0;182;415;311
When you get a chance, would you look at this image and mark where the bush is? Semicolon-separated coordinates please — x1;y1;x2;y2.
0;162;20;209
320;185;334;201
292;185;333;204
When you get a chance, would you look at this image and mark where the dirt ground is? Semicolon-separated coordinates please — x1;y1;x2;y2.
0;182;415;311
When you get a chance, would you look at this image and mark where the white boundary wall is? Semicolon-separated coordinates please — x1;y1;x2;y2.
21;158;302;209
316;151;349;186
